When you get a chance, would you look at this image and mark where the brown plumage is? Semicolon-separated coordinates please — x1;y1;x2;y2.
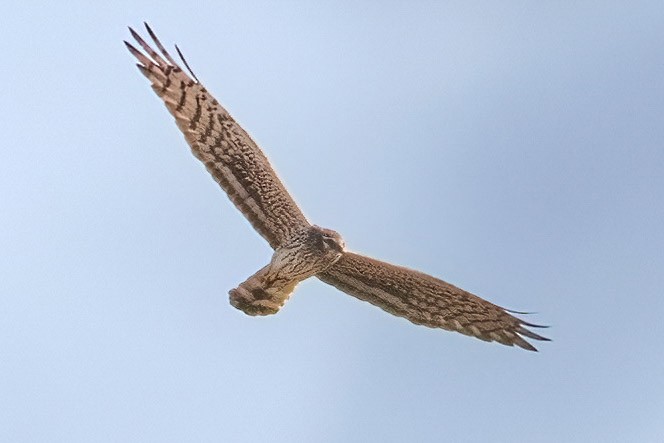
126;25;309;249
125;23;550;351
317;253;547;351
230;226;345;315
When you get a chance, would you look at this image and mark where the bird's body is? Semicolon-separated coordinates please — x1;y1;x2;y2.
230;225;345;315
125;23;550;351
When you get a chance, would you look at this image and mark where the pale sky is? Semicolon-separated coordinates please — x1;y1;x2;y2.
1;1;663;442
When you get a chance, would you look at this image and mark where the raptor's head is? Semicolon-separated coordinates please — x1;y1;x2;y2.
268;225;345;282
312;225;346;256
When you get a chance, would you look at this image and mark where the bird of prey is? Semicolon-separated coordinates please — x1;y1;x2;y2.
125;23;549;351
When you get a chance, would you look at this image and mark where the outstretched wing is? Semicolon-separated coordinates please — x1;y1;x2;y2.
125;23;310;249
318;252;549;351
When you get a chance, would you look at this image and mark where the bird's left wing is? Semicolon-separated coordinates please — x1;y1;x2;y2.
125;24;310;249
317;252;550;351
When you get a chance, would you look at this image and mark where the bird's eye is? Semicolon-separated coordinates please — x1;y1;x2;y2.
322;236;342;252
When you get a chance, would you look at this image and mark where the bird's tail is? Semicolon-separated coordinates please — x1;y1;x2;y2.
229;265;298;316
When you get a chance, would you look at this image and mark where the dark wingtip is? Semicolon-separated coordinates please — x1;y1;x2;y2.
520;319;550;329
504;308;538;315
175;44;200;83
518;340;538;352
128;26;142;42
124;40;145;63
518;326;551;342
144;21;157;41
123;40;136;52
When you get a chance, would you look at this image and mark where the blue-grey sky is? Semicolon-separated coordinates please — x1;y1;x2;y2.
1;1;663;442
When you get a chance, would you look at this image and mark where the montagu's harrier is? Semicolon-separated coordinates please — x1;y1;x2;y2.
125;23;549;351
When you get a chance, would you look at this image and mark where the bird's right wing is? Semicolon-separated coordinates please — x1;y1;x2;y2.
317;252;550;351
125;24;310;249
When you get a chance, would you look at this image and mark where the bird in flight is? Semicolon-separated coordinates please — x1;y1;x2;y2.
125;23;549;351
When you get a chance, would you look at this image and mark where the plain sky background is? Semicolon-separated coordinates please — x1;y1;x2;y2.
1;1;663;442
